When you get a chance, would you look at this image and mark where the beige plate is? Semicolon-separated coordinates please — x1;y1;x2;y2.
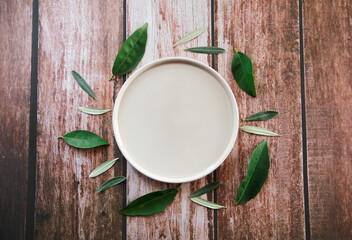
113;58;239;183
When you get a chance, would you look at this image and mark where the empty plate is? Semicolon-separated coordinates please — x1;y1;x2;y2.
113;58;239;183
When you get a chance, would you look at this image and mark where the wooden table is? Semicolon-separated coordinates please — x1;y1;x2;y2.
1;0;351;239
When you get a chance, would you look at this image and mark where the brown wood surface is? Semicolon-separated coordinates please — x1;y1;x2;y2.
34;1;124;239
1;0;352;239
0;1;32;239
215;0;305;239
303;0;352;239
125;1;215;239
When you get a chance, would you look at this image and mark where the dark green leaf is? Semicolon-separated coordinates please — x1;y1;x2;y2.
189;181;221;198
71;71;96;100
190;197;226;209
235;139;270;205
245;111;279;121
89;158;119;178
58;130;109;148
119;186;181;216
185;47;225;54
231;50;256;97
240;126;280;137
173;27;206;47
112;23;148;77
78;107;112;115
97;176;126;193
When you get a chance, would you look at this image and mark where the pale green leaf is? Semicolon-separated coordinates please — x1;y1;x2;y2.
240;126;280;137
79;107;112;115
173;27;206;47
89;158;119;178
190;197;226;209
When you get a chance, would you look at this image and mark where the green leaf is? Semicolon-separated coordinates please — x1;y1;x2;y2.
185;47;225;54
240;126;280;137
58;130;109;148
245;111;279;121
119;187;180;216
97;176;126;193
189;181;221;198
231;50;256;97
173;27;206;47
190;197;226;209
89;158;119;178
71;71;96;100
112;23;148;77
78;107;112;115
235;139;270;205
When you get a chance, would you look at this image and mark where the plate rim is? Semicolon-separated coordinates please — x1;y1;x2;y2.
112;57;239;183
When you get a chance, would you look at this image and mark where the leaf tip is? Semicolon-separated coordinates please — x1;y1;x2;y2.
57;136;63;139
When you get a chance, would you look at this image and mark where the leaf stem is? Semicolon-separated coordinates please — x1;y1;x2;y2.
57;136;63;139
108;75;114;81
177;184;183;190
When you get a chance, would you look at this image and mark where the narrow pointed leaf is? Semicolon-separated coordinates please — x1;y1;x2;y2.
173;27;206;47
119;187;180;216
190;197;226;209
231;50;256;97
240;126;280;137
58;130;109;148
112;23;148;77
79;107;112;115
97;176;126;193
189;181;221;198
89;158;119;178
185;46;225;54
235;139;270;205
245;111;279;121
72;71;96;100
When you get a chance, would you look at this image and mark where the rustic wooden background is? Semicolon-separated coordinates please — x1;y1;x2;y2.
0;0;351;239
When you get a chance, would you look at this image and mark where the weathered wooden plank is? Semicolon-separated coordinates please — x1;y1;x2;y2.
0;1;32;239
215;1;305;239
303;1;352;238
125;1;214;239
35;1;124;239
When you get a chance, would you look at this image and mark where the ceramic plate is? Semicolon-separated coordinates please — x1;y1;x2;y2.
113;58;239;183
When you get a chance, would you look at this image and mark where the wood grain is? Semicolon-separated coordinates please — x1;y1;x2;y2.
34;1;124;239
215;0;305;239
0;1;32;239
303;0;352;239
125;1;215;239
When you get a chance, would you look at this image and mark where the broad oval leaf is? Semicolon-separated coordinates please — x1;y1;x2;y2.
58;130;109;148
231;50;256;97
173;27;206;47
185;46;225;54
72;71;96;100
119;187;181;216
189;181;221;198
112;23;148;77
79;107;112;115
245;111;279;121
235;139;270;205
240;126;280;137
89;158;119;178
190;197;226;209
97;176;126;193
